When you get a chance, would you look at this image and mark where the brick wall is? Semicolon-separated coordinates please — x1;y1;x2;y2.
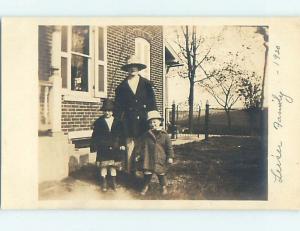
61;100;102;133
107;26;164;114
62;26;164;134
39;25;164;134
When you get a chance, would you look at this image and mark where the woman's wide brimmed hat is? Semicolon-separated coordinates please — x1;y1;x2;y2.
121;54;147;72
100;98;114;111
147;110;163;121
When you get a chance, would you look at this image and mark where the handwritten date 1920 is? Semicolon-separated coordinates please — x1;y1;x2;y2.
273;45;280;65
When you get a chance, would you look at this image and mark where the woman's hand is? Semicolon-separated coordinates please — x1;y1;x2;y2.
119;146;126;151
167;158;173;164
135;155;141;162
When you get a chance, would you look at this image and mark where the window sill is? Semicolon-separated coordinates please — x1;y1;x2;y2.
68;130;93;139
62;94;101;103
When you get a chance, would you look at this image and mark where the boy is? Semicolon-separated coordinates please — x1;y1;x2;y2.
90;98;126;192
137;110;174;196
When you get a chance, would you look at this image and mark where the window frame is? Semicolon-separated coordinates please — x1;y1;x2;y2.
135;37;151;80
60;25;107;100
94;26;107;98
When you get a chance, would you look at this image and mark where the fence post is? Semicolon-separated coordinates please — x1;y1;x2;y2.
176;104;179;122
171;102;176;139
165;107;168;130
205;101;209;140
197;105;201;138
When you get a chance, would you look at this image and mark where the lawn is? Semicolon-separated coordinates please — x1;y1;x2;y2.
141;136;267;200
39;136;267;201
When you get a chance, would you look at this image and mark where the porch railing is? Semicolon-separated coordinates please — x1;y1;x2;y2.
39;80;53;133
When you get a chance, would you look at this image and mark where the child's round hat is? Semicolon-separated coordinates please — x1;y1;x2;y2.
100;98;114;111
147;110;162;121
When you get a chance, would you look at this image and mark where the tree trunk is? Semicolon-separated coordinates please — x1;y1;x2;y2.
225;109;232;131
188;80;194;133
260;42;268;139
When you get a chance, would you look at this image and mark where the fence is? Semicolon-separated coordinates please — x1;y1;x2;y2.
166;103;262;138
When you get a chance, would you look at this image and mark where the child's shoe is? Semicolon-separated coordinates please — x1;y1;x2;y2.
158;175;168;195
161;186;168;195
140;185;149;196
140;174;152;196
111;176;117;191
102;177;108;192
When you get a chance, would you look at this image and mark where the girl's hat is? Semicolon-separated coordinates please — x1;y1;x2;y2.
147;110;162;121
100;98;114;111
121;54;147;72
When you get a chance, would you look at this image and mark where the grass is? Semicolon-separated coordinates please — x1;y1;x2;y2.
39;136;267;201
163;136;268;200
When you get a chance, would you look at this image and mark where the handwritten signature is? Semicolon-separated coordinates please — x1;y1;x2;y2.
271;141;283;183
270;91;294;183
272;91;294;130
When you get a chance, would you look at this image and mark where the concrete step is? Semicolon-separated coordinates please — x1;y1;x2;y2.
39;133;70;183
39;134;69;146
39;132;95;182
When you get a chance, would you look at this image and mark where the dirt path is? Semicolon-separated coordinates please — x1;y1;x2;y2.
39;166;140;200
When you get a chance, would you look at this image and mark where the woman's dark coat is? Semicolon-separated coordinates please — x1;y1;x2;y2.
90;116;126;162
139;129;174;174
114;76;157;138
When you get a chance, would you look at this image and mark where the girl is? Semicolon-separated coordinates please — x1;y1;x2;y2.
90;98;126;192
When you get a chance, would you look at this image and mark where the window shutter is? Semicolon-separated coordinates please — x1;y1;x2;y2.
94;27;107;97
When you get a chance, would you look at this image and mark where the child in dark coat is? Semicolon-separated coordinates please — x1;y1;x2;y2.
137;110;174;196
90;98;126;192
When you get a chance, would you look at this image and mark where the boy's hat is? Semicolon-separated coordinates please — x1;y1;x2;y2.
100;98;114;111
147;110;162;121
121;54;147;72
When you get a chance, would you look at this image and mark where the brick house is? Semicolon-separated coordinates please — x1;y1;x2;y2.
38;25;180;182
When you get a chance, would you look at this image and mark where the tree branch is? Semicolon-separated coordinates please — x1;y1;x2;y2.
203;83;226;106
197;47;212;67
229;95;240;108
194;76;210;83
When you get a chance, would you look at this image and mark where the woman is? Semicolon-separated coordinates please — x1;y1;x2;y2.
114;54;157;173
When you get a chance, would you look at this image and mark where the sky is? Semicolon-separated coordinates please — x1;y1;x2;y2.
165;26;267;109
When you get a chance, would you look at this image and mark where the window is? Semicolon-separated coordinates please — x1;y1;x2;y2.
60;26;107;98
71;26;89;92
135;37;150;79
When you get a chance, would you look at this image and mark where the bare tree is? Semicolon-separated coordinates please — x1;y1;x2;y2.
175;26;219;133
237;71;262;134
200;58;243;129
200;52;245;129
